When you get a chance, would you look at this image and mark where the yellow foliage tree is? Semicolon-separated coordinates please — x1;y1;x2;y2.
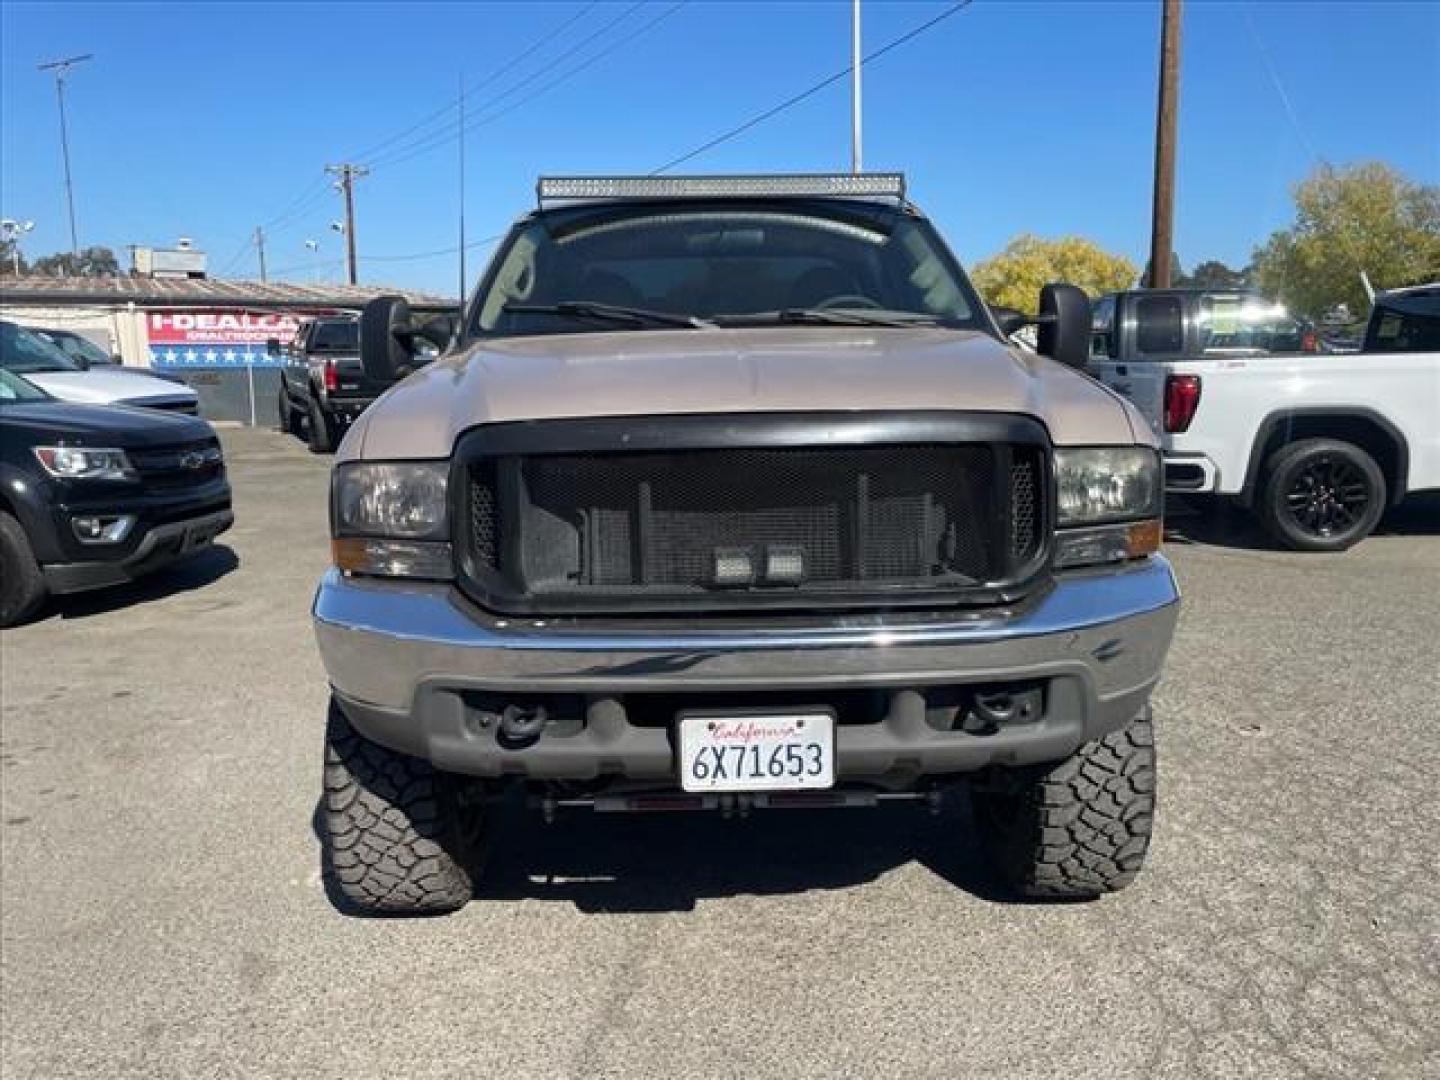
971;235;1138;315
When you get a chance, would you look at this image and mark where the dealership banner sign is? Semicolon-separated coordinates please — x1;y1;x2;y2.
148;310;305;368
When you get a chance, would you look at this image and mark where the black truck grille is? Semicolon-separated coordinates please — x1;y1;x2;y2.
128;439;224;491
459;418;1049;615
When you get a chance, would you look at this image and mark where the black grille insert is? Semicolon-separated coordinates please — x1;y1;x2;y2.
460;429;1049;615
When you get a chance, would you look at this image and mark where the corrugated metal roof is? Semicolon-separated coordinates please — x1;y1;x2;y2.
0;276;455;310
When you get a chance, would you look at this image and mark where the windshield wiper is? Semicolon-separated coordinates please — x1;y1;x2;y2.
504;301;716;330
717;308;942;329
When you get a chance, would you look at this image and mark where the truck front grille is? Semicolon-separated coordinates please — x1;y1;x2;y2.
127;439;224;491
457;416;1050;615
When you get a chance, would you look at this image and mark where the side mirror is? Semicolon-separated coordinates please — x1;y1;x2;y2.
360;295;417;383
1036;283;1092;369
990;306;1030;337
265;337;281;358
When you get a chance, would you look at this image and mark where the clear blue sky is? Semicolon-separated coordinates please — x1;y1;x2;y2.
3;1;1436;296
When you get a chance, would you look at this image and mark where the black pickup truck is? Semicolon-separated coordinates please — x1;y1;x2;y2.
273;316;383;453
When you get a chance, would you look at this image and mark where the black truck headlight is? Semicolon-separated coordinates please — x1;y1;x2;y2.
33;446;136;481
1053;447;1162;568
331;461;451;579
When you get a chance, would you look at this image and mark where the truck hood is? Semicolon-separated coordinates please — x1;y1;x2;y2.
346;327;1151;461
1;400;214;447
22;368;198;406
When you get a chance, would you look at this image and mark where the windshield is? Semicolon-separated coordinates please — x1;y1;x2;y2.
43;331;113;366
311;321;360;351
473;203;985;336
0;321;81;374
0;366;50;402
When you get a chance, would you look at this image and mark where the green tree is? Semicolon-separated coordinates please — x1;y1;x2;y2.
0;238;26;276
1252;162;1440;319
30;246;120;277
1140;252;1184;288
1184;259;1250;289
972;235;1137;315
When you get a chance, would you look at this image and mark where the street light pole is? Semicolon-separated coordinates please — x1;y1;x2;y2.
254;226;268;283
325;164;369;286
37;54;92;258
851;0;863;173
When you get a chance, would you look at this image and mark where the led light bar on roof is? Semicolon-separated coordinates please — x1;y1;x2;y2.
536;173;907;204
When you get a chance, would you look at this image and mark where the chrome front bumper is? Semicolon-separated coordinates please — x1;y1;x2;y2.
314;556;1180;779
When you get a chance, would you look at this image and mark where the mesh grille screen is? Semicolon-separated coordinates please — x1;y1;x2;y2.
1010;457;1038;561
465;442;1046;609
468;462;498;569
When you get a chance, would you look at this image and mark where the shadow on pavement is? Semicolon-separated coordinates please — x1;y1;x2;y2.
312;791;1020;917
1163;491;1440;551
42;544;240;623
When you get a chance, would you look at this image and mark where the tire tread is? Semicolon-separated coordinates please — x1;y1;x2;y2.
321;702;478;915
976;707;1157;899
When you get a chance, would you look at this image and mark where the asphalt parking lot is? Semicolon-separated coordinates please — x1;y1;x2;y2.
2;426;1437;1079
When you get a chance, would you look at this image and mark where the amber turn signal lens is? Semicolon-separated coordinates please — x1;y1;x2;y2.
332;537;369;573
1126;519;1163;557
332;537;453;579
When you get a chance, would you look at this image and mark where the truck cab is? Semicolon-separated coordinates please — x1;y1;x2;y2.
1088;289;1316;435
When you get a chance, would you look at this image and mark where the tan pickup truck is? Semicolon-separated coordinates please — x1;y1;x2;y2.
313;174;1179;915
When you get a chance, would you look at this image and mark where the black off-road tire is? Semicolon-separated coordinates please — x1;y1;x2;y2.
277;386;297;436
1256;437;1386;552
0;511;47;628
321;700;486;915
973;706;1156;899
307;397;335;454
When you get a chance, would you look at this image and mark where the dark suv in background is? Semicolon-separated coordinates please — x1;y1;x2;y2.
0;367;232;626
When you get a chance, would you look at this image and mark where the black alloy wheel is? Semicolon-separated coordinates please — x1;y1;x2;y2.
1257;438;1386;552
1284;453;1371;538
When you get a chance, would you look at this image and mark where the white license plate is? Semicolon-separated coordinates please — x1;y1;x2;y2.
677;712;835;793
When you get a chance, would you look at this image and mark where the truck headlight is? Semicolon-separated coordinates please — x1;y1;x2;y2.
331;461;451;579
1054;447;1161;525
33;446;137;481
1053;447;1162;568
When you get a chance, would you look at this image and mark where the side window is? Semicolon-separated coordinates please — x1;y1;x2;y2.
1090;296;1116;360
1136;295;1184;355
1370;307;1440;353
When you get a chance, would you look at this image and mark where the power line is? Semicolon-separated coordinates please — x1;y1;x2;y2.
346;1;603;167
652;0;973;175
216;2;612;269
366;0;672;172
265;233;505;278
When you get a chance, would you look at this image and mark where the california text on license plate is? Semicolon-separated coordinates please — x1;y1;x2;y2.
677;712;835;793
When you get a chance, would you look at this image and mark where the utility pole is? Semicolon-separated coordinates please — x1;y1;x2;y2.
325;163;369;285
850;0;863;173
1147;0;1182;288
253;226;268;283
37;54;92;257
458;75;467;307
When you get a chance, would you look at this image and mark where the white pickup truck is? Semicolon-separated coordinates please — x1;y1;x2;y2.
1088;286;1439;550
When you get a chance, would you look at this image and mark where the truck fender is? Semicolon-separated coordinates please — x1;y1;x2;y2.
1240;407;1410;509
0;464;65;563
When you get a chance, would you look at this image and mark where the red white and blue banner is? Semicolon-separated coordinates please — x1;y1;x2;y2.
147;310;303;368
